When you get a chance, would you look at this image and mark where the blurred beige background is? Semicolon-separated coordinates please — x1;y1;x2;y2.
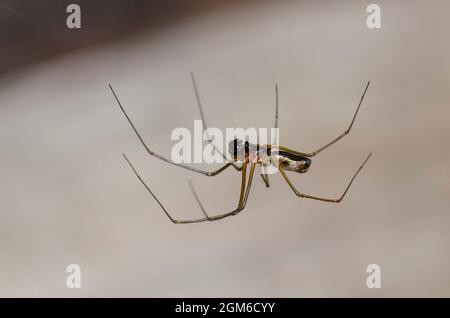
1;0;449;297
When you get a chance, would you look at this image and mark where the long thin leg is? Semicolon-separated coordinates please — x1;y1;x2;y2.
256;132;269;188
278;152;372;202
273;84;279;144
123;153;251;224
110;84;238;176
189;163;257;221
275;81;370;158
306;81;370;156
190;73;241;171
123;153;228;223
188;161;248;220
260;165;270;188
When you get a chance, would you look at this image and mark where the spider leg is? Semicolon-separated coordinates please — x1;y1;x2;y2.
275;81;370;158
260;165;270;188
190;73;241;171
306;81;370;157
123;153;218;224
273;84;279;144
278;152;372;202
110;84;237;176
188;162;257;221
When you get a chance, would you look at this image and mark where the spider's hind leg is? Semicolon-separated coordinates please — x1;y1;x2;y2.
305;81;371;157
278;152;372;202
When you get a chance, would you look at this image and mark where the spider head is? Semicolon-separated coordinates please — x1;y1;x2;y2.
228;138;249;161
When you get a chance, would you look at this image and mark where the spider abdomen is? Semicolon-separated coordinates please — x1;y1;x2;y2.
275;151;311;173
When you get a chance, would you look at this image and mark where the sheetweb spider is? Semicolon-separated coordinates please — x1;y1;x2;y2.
109;74;372;224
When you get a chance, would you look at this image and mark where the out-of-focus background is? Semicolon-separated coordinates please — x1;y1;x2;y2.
1;0;449;297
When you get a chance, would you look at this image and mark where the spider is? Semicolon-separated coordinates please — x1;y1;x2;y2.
109;74;372;224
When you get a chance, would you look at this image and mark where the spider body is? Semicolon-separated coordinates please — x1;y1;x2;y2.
229;138;311;175
110;74;372;224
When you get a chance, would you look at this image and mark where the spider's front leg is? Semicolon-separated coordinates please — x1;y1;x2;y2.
189;161;257;221
110;83;241;177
